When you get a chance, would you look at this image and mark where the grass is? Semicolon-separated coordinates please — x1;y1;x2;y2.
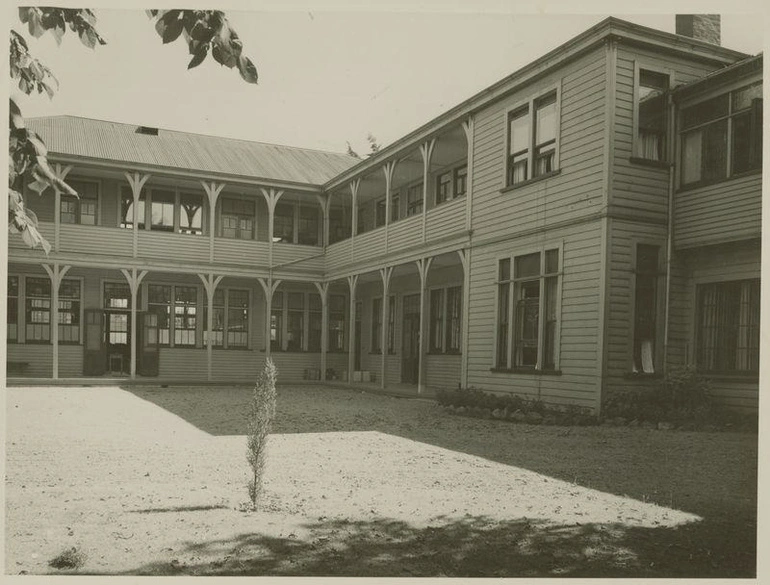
5;383;758;577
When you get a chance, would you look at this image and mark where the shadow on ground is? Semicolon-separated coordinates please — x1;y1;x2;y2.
108;514;754;578
122;384;757;577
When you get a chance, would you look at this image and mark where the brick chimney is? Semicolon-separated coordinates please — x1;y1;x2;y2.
676;15;721;46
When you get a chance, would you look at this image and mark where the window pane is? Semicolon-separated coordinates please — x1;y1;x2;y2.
515;252;540;278
515;281;540;367
702;119;728;182
681;94;729;130
681;130;702;185
509;108;529;155
697;280;760;372
430;289;444;351
179;193;203;235
499;258;510;281
535;94;557;145
637;71;668;161
496;283;510;367
151;190;175;232
545;249;559;274
634;245;659;373
732;83;762;111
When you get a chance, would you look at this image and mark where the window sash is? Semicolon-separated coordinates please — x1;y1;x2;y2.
496;249;560;369
697;279;760;373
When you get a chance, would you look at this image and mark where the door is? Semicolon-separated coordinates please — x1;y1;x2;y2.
138;311;160;377
105;310;130;375
83;309;107;376
354;301;362;371
401;293;420;384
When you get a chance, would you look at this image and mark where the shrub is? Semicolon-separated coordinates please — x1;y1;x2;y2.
436;386;593;424
49;546;87;570
246;358;277;508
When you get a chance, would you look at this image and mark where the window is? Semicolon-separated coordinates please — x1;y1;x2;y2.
697;279;760;373
387;295;396;353
227;289;249;348
25;277;51;342
58;279;81;343
496;259;511;367
203;289;225;347
329;294;346;351
633;245;660;373
406;183;423;216
429;289;444;351
273;203;294;243
496;249;560;370
506;91;558;186
150;189;175;232
104;282;131;309
371;297;382;352
104;282;131;346
221;198;255;240
445;286;462;352
329;207;351;244
680;82;762;187
120;187;145;229
287;292;304;351
8;276;18;342
271;292;283;351
356;206;370;235
147;285;171;345
60;180;98;225
179;193;204;235
298;205;319;245
374;198;387;228
390;194;401;223
454;166;467;198
308;294;322;351
636;69;669;161
174;286;197;346
533;93;557;177
436;171;452;205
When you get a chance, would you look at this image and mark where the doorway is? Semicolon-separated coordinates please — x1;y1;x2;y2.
401;293;420;384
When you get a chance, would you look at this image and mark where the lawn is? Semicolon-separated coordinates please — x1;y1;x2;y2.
4;383;758;577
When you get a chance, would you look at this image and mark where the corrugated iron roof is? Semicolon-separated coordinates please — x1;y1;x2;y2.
27;115;357;186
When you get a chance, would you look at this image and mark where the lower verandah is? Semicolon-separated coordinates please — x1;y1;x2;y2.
6;263;463;391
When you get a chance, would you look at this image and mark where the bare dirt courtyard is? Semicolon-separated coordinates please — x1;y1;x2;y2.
4;383;757;577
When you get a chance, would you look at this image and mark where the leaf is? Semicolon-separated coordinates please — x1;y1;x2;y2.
237;55;258;84
27;133;48;157
27;177;49;195
26;8;46;39
162;18;183;44
188;43;209;69
9;97;25;130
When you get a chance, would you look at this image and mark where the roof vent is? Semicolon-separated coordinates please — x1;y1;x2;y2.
136;125;159;136
676;15;721;46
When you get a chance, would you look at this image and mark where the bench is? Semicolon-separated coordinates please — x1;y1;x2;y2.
7;361;30;375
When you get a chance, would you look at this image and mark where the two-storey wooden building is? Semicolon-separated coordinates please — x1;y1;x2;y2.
6;16;761;412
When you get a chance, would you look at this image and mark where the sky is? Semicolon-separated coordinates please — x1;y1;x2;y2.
9;3;766;156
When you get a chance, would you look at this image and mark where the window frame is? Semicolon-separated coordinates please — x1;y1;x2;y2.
493;241;563;372
60;178;100;226
677;78;763;190
328;294;347;352
220;196;256;240
7;275;20;342
629;240;665;374
503;83;562;188
632;63;672;162
694;278;760;375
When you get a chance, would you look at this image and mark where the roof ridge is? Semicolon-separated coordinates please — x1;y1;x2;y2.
27;114;353;158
